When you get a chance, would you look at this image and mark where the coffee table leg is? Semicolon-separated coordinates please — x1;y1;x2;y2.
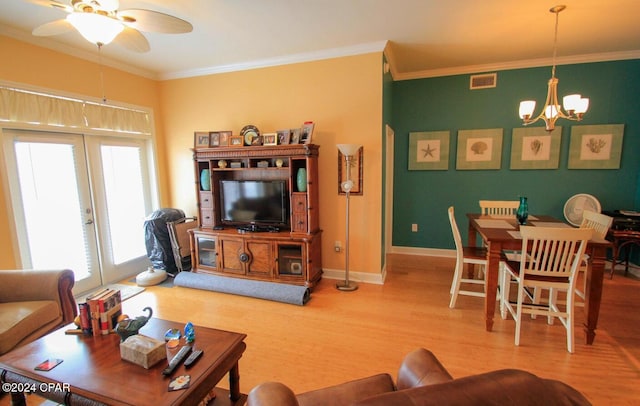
10;392;26;406
228;361;240;401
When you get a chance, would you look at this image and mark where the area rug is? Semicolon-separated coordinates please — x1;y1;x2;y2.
173;272;310;306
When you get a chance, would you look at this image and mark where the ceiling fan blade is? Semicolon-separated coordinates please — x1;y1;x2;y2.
25;0;73;13
113;26;150;53
118;9;193;34
32;19;74;36
96;0;119;12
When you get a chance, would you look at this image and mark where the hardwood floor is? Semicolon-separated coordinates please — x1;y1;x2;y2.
3;254;638;405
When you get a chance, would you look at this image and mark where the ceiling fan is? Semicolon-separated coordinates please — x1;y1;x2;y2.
29;0;193;52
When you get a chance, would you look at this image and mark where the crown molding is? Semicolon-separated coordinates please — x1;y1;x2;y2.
392;50;640;81
159;41;388;80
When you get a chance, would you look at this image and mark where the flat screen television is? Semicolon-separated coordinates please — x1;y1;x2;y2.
219;180;289;228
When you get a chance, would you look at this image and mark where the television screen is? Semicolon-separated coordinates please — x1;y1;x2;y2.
219;180;289;227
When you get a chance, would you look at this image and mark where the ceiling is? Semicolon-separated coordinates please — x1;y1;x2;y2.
1;0;639;81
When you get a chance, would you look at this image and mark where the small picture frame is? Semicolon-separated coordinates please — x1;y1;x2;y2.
194;132;210;149
456;128;503;170
263;133;277;146
277;129;291;145
209;131;221;147
230;135;244;147
300;122;314;144
219;131;232;147
291;128;301;144
408;131;450;171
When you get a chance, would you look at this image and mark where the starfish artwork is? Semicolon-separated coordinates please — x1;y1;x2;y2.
422;143;437;158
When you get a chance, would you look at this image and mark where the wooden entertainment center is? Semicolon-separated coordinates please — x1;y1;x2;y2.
190;144;322;287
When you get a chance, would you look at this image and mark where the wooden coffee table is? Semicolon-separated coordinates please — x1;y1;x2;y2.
0;318;247;405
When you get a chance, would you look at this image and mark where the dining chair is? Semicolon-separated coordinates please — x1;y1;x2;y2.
575;210;613;303
500;226;593;353
448;206;488;308
478;200;520;217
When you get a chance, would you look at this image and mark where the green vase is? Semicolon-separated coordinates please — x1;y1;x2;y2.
516;196;528;225
296;168;307;192
200;169;211;191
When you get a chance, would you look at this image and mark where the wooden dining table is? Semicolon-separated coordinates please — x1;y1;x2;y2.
466;213;611;345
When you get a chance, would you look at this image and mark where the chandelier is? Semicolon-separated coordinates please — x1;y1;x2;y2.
518;5;589;132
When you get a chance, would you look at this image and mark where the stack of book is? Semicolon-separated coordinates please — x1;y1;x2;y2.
82;288;123;337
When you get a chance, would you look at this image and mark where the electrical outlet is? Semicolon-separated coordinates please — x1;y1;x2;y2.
411;223;418;232
334;241;342;252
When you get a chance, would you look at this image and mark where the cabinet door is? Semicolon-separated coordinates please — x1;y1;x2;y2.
219;237;245;274
246;240;272;277
276;242;305;278
195;235;218;271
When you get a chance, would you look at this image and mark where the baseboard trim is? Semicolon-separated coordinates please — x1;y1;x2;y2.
322;267;386;285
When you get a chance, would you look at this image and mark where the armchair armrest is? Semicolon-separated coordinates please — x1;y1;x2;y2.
0;269;77;324
247;382;300;406
396;348;453;390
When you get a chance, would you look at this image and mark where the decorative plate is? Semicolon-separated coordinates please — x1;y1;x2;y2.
563;193;601;226
240;125;260;146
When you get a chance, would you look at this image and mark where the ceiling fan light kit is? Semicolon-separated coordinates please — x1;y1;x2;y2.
518;5;589;132
31;0;193;51
67;12;123;45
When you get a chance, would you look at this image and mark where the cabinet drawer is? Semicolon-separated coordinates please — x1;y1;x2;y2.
199;192;214;208
292;212;308;232
200;209;214;226
291;194;307;213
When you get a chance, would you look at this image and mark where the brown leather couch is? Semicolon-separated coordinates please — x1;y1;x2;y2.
247;348;591;406
0;269;77;355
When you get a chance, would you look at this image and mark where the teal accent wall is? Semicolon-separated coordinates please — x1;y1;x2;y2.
391;59;640;250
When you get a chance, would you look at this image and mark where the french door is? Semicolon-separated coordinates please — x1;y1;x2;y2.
3;129;154;294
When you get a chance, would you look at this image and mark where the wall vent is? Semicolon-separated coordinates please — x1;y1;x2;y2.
470;73;497;90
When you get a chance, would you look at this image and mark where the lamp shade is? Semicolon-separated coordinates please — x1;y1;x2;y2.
67;12;124;45
337;144;361;156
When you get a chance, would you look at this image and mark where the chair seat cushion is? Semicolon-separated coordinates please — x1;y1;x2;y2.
0;301;61;354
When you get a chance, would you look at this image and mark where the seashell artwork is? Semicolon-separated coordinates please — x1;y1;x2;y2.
470;141;488;154
530;139;543;155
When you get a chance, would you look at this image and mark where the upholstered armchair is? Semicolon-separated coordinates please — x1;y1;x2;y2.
0;269;77;355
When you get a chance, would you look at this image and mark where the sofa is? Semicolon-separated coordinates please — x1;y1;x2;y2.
247;348;591;406
0;269;77;355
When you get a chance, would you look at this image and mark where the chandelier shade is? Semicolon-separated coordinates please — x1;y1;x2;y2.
518;5;589;132
67;12;124;46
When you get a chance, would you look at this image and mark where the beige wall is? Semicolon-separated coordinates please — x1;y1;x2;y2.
0;35;384;277
160;53;384;275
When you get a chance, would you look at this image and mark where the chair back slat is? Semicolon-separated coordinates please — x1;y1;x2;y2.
448;206;464;262
580;210;613;239
519;226;593;279
479;200;520;217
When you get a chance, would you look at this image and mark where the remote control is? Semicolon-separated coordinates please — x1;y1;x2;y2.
184;349;203;368
162;345;192;376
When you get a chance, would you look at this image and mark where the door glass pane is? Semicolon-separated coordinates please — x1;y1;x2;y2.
101;145;147;264
14;142;91;279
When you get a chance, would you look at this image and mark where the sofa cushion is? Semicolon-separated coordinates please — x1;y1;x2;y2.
0;301;61;354
352;369;591;406
296;373;395;406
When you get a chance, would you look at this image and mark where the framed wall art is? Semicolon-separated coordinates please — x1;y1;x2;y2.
408;131;450;170
510;127;562;170
338;146;363;195
300;122;314;144
219;131;232;147
230;135;244;147
209;131;221;147
456;128;503;170
568;124;624;169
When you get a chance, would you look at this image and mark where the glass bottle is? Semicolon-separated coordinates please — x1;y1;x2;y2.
517;196;529;225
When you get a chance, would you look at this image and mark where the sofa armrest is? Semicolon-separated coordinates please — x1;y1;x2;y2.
295;373;395;406
247;382;300;406
0;269;77;324
396;348;453;390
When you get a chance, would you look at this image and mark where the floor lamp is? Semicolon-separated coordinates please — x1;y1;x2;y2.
336;144;361;291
